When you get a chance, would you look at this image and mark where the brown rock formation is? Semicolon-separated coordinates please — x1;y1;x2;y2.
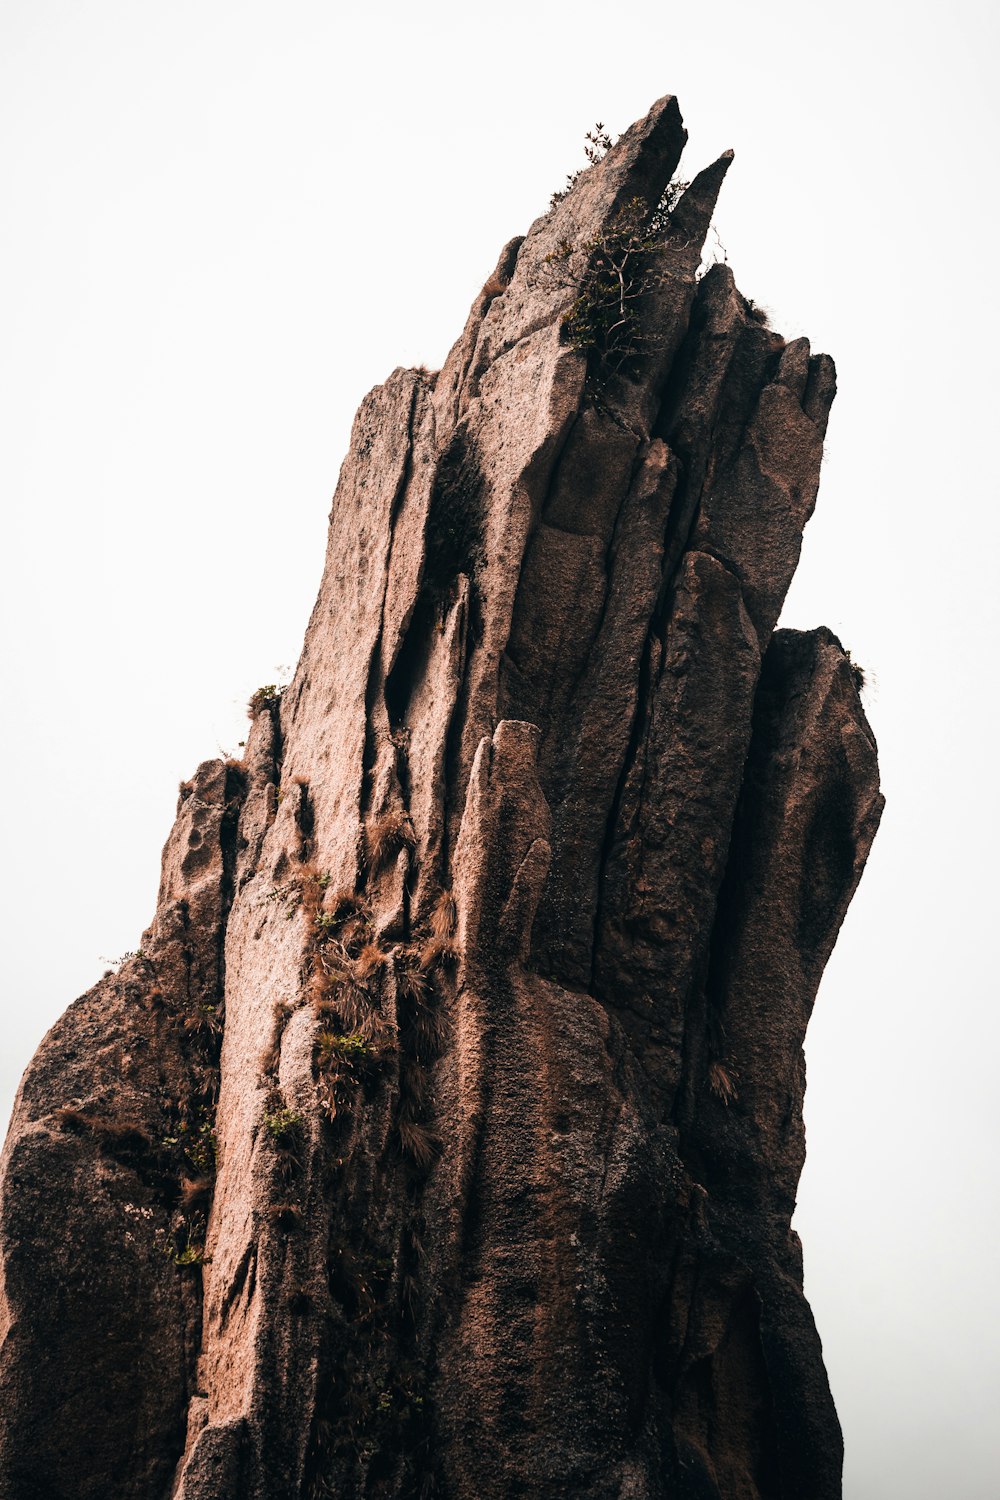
0;97;882;1500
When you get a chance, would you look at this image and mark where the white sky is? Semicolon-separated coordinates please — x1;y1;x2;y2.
2;3;997;1495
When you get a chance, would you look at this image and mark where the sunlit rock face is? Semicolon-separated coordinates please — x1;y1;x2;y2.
0;96;881;1500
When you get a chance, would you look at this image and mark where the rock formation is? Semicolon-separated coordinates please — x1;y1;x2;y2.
0;97;882;1500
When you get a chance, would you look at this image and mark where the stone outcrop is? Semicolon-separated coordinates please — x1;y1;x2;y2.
0;96;882;1500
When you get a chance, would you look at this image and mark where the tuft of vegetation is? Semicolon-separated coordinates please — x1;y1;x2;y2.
744;296;770;325
178;1174;213;1212
98;948;146;971
543;189;690;376
843;649;867;694
316;1029;373;1064
410;1001;448;1059
162;1116;218;1175
173;1241;206;1267
549;122;614;206
708;1060;739;1105
353;942;389;981
247;682;287;719
55;1107;152;1153
394;958;427;1005
362;809;416;875
418;932;460;974
397;1117;440;1171
259;1041;282;1078
263;1105;304;1144
429;890;456;940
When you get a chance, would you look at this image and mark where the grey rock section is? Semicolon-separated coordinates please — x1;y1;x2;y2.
0;96;881;1500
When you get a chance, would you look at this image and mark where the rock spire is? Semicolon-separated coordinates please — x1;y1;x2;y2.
0;97;881;1500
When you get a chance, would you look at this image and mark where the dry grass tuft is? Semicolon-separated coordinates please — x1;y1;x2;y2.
322;886;365;921
363;809;415;874
354;942;389;981
54;1108;150;1151
398;1117;440;1171
419;933;460;973
259;1042;281;1078
481;271;508;301
708;1060;739;1105
394;959;427;1005
399;1059;429;1111
429;890;457;939
179;1175;214;1210
843;648;867;693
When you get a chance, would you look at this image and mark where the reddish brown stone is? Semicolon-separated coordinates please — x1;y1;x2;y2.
0;97;880;1500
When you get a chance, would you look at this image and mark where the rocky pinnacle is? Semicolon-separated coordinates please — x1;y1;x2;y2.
0;97;882;1500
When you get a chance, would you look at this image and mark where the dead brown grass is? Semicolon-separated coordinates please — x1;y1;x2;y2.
54;1108;151;1152
708;1060;739;1105
419;933;459;973
353;942;389;981
179;1175;213;1211
394;959;427;1004
429;889;456;939
363;809;415;874
397;1117;439;1171
259;1042;281;1078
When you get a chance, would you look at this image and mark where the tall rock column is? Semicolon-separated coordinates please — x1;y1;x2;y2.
0;95;881;1500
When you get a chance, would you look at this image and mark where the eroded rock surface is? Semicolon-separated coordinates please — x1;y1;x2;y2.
0;97;882;1500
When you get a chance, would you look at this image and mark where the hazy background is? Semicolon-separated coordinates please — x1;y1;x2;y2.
2;2;997;1495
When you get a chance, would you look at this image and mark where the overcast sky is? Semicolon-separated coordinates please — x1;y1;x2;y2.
2;3;998;1496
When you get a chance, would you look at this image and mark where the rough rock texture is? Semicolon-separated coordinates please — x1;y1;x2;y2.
0;97;882;1500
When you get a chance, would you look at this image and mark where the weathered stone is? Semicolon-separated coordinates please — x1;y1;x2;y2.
0;97;881;1500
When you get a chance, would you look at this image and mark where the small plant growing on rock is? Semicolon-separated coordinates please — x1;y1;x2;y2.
98;948;146;971
259;878;303;916
708;1060;739;1105
429;889;457;940
550;122;615;206
264;1105;303;1143
247;682;287;719
397;1117;440;1171
186;1119;219;1174
317;1030;372;1064
362;809;416;874
173;1240;207;1268
419;931;459;973
543;191;690;375
843;649;867;694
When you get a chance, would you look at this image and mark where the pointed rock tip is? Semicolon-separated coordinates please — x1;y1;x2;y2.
670;149;734;242
621;93;687;152
645;94;683;127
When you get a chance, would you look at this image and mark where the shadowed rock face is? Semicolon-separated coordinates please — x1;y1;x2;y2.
0;97;882;1500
